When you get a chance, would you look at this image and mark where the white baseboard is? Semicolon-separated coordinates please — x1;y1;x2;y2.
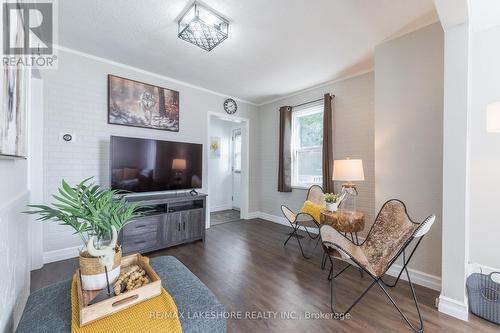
210;203;233;212
385;263;441;291
256;211;319;234
468;262;500;276
254;211;441;291
43;245;80;264
438;295;469;321
246;211;260;219
258;211;287;224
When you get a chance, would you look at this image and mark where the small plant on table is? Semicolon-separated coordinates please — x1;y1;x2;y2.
324;193;340;212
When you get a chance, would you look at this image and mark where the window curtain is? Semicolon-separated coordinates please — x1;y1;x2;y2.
278;106;292;192
322;94;334;193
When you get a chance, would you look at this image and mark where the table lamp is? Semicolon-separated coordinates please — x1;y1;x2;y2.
172;158;187;184
172;158;187;171
333;158;364;213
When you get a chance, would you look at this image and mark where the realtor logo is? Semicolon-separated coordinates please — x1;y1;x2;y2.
2;1;58;68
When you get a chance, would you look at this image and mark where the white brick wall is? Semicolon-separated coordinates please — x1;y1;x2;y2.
40;49;260;254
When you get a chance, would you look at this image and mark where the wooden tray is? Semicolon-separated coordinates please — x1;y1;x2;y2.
75;253;161;327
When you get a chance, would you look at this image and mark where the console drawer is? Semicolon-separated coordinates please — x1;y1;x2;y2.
123;216;160;237
122;231;158;254
121;216;162;254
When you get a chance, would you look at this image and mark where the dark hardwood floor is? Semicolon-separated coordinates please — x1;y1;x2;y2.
31;219;498;332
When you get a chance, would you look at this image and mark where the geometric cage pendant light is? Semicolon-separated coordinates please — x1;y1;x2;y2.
178;2;229;51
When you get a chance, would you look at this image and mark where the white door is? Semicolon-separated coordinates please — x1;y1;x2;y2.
232;128;242;210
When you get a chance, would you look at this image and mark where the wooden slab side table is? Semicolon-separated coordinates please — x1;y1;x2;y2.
320;210;365;245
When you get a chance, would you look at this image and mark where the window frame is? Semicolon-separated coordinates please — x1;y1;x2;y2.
290;102;324;188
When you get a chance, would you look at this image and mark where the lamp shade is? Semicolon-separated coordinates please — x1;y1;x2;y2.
333;159;364;182
172;158;187;170
487;102;500;132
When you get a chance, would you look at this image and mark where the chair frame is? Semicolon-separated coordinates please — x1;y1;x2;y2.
281;185;324;259
322;199;435;333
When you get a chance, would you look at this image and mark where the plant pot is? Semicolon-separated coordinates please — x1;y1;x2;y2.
79;247;122;291
326;202;338;212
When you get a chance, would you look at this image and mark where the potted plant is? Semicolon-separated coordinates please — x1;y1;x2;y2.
26;178;141;290
325;193;340;212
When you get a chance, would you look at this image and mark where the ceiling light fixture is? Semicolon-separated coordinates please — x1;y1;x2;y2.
178;2;229;51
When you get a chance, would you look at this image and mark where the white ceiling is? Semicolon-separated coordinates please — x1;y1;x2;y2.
433;0;467;29
59;0;438;105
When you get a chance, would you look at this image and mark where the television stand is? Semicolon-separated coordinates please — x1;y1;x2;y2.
119;192;207;255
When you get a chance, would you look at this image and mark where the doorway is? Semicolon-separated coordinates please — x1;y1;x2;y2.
207;113;249;227
231;128;242;211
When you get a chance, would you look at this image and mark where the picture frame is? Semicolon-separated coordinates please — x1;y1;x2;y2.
0;67;28;159
210;136;221;158
108;75;180;132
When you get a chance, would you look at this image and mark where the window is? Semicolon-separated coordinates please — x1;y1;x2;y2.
291;103;323;187
232;128;242;173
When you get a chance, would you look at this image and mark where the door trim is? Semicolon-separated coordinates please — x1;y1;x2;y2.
207;111;250;228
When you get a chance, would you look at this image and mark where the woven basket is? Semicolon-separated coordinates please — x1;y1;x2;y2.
79;247;122;275
467;272;500;325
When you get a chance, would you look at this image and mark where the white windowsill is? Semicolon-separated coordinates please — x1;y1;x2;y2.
291;185;320;190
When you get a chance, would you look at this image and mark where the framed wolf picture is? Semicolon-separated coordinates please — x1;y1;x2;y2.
108;75;180;132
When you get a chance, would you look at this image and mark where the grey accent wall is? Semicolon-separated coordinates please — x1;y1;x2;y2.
258;72;376;235
374;23;444;278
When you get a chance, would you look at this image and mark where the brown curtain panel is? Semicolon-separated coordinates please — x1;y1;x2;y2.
278;106;292;192
322;94;334;193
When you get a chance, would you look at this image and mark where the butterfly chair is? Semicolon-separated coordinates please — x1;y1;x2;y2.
281;185;325;259
320;199;435;333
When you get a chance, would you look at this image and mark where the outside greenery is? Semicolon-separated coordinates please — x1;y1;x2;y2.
297;112;323;148
293;109;323;186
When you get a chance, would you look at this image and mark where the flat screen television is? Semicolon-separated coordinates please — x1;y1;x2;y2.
110;136;202;193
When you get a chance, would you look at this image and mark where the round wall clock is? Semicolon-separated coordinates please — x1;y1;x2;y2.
223;98;237;114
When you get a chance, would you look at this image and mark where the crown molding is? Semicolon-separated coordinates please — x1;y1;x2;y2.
55;45;376;109
54;44;259;106
380;19;441;44
256;69;374;107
